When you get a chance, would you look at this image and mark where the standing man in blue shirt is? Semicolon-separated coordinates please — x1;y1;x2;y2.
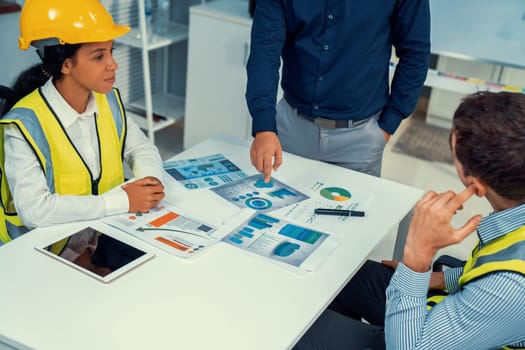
294;91;525;349
246;1;430;181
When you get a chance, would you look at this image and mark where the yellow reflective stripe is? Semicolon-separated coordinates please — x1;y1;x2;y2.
427;226;525;349
1;119;47;206
16;89;124;195
462;243;478;275
426;295;446;311
459;260;525;287
0;120;34;243
111;88;127;148
0;89;125;244
10;121;47;175
474;227;525;259
0;212;10;243
4;213;23;226
461;227;525;284
10;92;52;173
27;92;92;194
0;214;25;243
93;91;125;192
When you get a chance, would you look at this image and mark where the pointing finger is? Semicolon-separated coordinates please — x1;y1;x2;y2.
448;185;477;211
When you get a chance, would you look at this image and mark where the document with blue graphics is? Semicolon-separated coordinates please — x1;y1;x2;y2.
103;199;337;270
211;174;310;212
104;202;219;258
271;180;373;232
163;153;247;190
222;211;338;272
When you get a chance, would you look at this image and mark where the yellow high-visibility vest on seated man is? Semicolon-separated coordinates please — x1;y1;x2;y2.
0;87;126;249
427;225;525;350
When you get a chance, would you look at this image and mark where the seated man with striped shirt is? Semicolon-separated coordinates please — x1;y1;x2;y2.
294;91;525;350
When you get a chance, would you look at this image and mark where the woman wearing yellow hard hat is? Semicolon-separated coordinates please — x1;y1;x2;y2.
0;0;166;246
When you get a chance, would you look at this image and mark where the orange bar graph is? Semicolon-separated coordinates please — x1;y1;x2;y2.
155;236;189;251
149;211;179;227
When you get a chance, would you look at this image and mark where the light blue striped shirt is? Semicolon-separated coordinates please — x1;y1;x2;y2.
385;203;525;349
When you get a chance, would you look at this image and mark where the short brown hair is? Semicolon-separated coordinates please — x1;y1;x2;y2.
452;91;525;201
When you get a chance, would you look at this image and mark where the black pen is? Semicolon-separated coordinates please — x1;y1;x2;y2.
314;208;365;217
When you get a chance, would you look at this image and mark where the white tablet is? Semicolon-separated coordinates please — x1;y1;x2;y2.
35;225;154;283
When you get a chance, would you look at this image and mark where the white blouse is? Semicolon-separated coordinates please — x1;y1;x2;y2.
4;79;165;228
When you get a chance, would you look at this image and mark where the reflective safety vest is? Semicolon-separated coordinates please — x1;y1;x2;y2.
0;87;127;250
427;225;525;350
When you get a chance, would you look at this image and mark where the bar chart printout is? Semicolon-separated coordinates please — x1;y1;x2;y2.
163;153;247;190
211;174;309;212
104;203;218;258
222;213;330;269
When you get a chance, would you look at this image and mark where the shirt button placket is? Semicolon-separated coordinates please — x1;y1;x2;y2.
315;11;334;117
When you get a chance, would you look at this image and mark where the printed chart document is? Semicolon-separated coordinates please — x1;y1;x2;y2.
103;176;341;271
273;180;373;231
222;212;338;272
211;174;309;212
104;203;218;258
163;153;247;190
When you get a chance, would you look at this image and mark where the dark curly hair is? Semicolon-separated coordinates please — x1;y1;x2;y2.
452;91;525;201
0;43;81;115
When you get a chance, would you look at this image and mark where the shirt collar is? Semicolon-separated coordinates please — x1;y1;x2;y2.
41;79;98;129
477;203;525;245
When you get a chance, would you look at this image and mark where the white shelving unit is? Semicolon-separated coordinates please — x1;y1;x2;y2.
183;1;252;149
184;0;282;149
111;0;189;143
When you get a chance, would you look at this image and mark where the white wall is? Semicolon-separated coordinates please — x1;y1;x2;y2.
0;11;40;86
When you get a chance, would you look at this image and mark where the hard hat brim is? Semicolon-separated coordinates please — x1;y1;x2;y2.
19;24;131;50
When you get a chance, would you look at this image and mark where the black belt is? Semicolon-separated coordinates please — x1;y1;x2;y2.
299;114;373;129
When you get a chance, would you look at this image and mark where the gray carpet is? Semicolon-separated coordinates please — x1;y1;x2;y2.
392;118;454;165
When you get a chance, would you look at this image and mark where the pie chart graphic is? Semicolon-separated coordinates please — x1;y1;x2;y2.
245;197;273;210
320;187;352;201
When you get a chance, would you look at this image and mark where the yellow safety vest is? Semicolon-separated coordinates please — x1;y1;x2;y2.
0;88;127;251
427;225;525;350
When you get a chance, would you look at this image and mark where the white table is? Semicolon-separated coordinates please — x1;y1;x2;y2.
0;136;422;350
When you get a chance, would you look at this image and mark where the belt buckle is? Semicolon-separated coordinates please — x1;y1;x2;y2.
314;117;336;129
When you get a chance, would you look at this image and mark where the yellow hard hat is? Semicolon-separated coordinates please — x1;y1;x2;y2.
18;0;131;50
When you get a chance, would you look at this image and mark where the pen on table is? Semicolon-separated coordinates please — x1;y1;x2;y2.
314;208;365;217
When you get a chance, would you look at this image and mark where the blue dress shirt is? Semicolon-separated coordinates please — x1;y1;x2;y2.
246;0;431;135
385;204;525;349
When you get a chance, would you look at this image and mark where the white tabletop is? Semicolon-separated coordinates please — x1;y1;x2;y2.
0;135;422;350
431;0;525;69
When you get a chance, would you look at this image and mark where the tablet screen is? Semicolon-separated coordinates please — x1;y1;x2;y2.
36;226;154;283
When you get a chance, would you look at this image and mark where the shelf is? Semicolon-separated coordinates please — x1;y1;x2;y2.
127;110;175;132
129;93;185;119
127;93;185;132
116;22;189;50
389;61;525;95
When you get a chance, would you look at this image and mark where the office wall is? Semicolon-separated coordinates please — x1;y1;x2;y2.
0;11;39;86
